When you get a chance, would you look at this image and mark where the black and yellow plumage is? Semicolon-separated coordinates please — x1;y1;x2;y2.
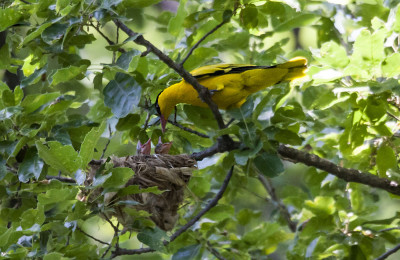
156;57;307;131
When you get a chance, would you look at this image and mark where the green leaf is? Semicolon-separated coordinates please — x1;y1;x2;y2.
382;53;400;77
376;144;397;177
0;156;7;181
237;208;261;226
204;204;234;221
18;147;44;183
21;93;61;114
137;228;168;251
168;0;188;37
117;185;163;196
20;206;45;229
241;4;258;29
274;129;302;145
79;121;106;168
394;6;400;33
38;187;79;205
20;66;48;88
103;167;134;189
0;8;22;31
314;41;349;68
43;252;64;260
271;102;306;125
172;244;201;260
36;141;82;174
344;29;385;79
92;172;112;187
304;196;336;217
22;22;53;46
51;65;88;86
364;95;386;122
274;13;320;32
254;151;284;177
41;23;69;44
116;114;140;131
0;43;11;69
116;50;140;72
103;73;142;118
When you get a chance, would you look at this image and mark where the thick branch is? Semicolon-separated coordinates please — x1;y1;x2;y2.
111;166;234;257
191;138;240;161
113;19;226;129
277;145;400;196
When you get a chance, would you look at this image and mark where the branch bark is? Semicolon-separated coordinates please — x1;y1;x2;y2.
277;145;400;196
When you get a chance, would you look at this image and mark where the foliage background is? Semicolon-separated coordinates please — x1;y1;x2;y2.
1;0;400;259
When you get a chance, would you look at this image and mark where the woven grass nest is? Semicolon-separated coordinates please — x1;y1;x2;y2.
84;154;196;231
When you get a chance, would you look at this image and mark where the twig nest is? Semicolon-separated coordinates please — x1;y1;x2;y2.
84;154;196;231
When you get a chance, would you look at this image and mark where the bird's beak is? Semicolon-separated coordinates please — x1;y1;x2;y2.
160;115;167;133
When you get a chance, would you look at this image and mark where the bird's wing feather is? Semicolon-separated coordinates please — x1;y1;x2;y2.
190;64;272;79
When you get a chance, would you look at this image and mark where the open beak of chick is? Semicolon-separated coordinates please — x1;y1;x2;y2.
155;136;173;154
137;138;152;155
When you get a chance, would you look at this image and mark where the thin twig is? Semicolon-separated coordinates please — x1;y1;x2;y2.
76;226;110;245
112;166;235;257
168;119;210;138
378;227;400;233
375;243;400;260
89;21;126;53
101;124;113;159
180;20;228;66
170;165;234;241
206;241;227;260
258;174;297;232
143;112;151;130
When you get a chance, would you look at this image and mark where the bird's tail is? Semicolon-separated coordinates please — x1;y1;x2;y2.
277;57;308;81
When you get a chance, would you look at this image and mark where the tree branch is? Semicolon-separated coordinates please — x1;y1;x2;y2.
111;165;235;257
113;19;226;130
168;119;210;138
277;145;400;196
258;174;297;232
89;21;126;53
76;226;110;246
376;243;400;260
191;138;240;161
180;19;228;66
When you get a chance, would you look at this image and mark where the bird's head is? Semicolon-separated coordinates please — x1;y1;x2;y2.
155;90;174;133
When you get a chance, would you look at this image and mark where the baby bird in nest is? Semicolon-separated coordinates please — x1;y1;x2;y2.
155;137;173;154
136;139;151;155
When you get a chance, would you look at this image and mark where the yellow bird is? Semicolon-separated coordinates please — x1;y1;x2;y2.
155;57;307;132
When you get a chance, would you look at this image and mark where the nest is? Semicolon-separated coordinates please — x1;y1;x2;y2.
83;154;196;231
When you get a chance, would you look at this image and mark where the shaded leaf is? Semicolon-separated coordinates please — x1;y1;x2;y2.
254;151;284;177
36;141;82;174
103;73;142;118
18;147;44;183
